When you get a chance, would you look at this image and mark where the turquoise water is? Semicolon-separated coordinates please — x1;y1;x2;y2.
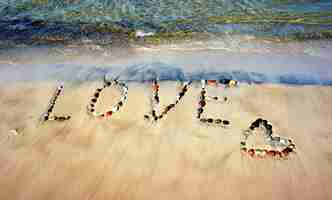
2;1;332;23
1;0;332;45
1;1;332;84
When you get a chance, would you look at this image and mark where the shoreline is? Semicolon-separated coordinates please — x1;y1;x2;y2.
1;39;332;85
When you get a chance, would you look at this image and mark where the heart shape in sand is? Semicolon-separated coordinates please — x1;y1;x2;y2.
240;118;296;159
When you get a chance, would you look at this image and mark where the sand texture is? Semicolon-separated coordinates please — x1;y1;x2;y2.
0;81;332;200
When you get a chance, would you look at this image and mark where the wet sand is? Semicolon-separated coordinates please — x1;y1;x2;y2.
1;39;332;86
0;81;332;200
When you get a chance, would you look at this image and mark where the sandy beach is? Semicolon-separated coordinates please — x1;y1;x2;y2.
1;81;331;200
1;1;332;199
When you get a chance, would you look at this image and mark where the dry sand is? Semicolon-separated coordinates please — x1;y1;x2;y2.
0;81;332;200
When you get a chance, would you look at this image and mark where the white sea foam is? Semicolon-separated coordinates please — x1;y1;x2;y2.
0;38;332;85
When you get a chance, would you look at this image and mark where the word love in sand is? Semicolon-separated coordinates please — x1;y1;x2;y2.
42;79;236;125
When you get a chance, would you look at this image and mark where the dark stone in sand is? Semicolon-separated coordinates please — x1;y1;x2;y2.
223;120;230;125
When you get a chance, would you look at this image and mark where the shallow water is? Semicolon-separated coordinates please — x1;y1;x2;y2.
1;0;332;45
1;39;332;84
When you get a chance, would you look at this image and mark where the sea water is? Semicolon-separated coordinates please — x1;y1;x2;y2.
0;0;331;84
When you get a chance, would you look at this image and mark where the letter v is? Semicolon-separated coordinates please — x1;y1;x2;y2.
144;79;191;121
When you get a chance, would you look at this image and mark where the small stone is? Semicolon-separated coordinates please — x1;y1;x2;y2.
248;149;255;157
154;95;159;102
207;80;217;84
154;84;159;91
222;120;230;125
106;111;113;117
166;105;172;111
252;121;260;128
215;119;222;124
283;147;293;154
255;149;262;157
281;149;289;157
200;118;207;123
199;101;206;107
